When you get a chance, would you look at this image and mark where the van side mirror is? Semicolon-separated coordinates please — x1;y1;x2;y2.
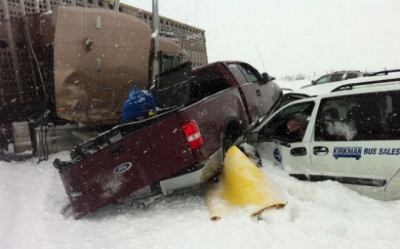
244;132;260;143
262;72;276;84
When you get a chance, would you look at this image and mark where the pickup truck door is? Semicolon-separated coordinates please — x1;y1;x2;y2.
310;91;400;200
237;63;275;116
255;100;317;175
227;63;264;124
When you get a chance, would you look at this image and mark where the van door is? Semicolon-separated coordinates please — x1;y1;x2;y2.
310;90;400;200
255;100;317;175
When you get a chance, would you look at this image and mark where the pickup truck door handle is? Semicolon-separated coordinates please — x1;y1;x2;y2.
256;89;261;97
313;146;329;155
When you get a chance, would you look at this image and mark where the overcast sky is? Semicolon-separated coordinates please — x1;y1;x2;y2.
124;0;400;77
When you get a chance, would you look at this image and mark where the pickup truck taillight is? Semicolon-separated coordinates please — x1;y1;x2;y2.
181;121;204;150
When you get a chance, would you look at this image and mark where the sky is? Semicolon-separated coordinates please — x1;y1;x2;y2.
124;0;400;77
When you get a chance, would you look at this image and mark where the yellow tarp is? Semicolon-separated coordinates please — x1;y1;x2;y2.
205;146;286;220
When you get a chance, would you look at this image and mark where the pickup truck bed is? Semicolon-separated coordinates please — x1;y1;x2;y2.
56;110;197;218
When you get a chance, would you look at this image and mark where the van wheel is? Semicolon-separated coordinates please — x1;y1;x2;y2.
237;143;262;168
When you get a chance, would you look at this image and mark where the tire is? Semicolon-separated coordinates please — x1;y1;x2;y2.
222;135;234;155
219;123;243;180
222;122;242;155
237;143;262;168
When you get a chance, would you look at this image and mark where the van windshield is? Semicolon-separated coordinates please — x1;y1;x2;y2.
266;93;308;117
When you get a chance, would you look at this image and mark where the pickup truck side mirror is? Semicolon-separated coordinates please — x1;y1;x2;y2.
311;80;316;85
262;72;276;84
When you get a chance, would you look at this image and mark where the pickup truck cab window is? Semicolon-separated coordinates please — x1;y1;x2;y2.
189;68;231;103
237;63;263;84
226;62;277;123
227;64;248;85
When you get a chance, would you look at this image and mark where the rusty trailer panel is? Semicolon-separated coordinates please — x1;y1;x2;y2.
53;7;152;124
0;0;207;124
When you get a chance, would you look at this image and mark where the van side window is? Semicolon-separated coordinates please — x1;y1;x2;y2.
315;90;400;141
260;101;315;142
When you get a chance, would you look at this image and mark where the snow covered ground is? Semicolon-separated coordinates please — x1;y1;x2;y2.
1;78;399;249
274;79;312;92
1;149;400;249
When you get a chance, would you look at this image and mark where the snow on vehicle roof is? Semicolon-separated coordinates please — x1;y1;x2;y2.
288;73;400;97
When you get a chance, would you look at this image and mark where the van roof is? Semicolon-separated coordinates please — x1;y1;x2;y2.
288;73;400;97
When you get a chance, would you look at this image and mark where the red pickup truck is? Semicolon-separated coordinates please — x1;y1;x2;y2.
54;61;282;219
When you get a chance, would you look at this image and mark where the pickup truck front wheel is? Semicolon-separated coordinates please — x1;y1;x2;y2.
218;130;242;179
222;126;242;155
237;143;262;168
222;123;262;167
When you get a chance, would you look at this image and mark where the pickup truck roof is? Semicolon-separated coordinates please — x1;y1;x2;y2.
192;60;255;73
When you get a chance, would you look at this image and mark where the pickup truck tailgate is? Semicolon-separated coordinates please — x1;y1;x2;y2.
59;114;196;219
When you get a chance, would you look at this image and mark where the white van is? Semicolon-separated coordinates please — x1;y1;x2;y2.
247;72;400;200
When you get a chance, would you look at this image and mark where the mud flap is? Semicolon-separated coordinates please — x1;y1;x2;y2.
205;146;286;220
